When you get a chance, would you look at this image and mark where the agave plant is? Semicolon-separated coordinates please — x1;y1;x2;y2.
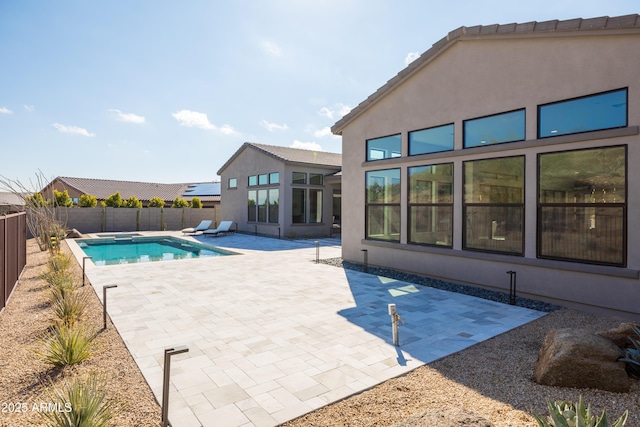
51;290;89;326
619;325;640;378
532;396;628;427
38;374;121;427
34;324;95;367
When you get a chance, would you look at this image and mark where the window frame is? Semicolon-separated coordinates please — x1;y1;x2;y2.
228;178;237;189
462;155;525;256
292;172;306;184
366;134;402;161
409;123;455;156
536;145;627;267
537;88;628;139
407;163;453;247
463;108;526;148
365;168;401;242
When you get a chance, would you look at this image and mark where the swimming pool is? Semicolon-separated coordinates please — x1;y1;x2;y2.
76;236;236;266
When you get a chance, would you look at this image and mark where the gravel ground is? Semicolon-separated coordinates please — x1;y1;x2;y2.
1;241;638;427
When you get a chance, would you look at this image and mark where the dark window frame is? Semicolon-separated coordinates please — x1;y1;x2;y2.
536;145;627;267
366;133;402;161
537;88;628;139
409;123;455;156
463;108;526;148
462;155;525;256
365;168;401;242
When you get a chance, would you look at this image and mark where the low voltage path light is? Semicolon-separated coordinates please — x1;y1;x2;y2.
82;256;92;286
388;304;404;346
161;346;189;427
361;249;368;273
315;240;320;264
102;284;117;330
507;270;517;305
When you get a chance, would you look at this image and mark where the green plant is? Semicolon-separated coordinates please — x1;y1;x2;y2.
38;373;121;427
35;324;95;367
190;196;202;208
620;325;640;378
51;291;89;326
53;189;74;207
148;197;164;207
532;396;628;427
104;192;122;208
78;193;98;208
47;252;73;273
171;197;189;208
124;195;142;208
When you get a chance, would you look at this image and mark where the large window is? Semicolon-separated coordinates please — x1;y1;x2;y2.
268;189;279;223
366;169;400;241
309;189;323;223
538;89;627;138
257;189;268;222
292;188;306;223
247;190;257;222
309;173;324;185
292;172;306;184
367;134;402;161
409;124;454;155
463;156;524;254
408;163;453;247
464;109;525;148
538;146;626;266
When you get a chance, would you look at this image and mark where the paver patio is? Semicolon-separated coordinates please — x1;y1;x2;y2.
67;232;546;427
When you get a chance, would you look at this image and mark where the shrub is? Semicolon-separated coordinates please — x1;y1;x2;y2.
124;196;142;208
620;325;640;378
78;193;98;208
38;373;121;427
104;192;122;208
51;290;89;326
53;189;74;207
148;197;165;207
190;197;202;208
47;252;73;273
44;271;77;305
35;324;95;367
26;192;47;207
532;396;628;427
171;197;189;208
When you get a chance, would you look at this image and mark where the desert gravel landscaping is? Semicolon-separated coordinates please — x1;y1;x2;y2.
1;239;638;427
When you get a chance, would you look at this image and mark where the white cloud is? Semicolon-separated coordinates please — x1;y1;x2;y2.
24;105;35;112
405;51;420;66
313;126;340;139
52;123;95;137
261;40;283;57
318;103;351;120
172;109;239;135
260;120;288;131
109;108;145;124
0;106;13;114
291;140;322;151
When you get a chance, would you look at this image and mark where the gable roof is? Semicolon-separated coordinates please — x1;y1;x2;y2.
47;177;220;203
217;142;342;175
332;14;640;135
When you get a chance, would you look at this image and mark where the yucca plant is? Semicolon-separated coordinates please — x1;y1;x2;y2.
35;324;95;367
532;396;628;427
47;252;73;274
38;374;121;427
51;291;89;326
45;272;77;305
620;325;640;378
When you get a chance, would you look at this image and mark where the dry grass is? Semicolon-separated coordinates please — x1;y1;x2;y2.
1;239;638;427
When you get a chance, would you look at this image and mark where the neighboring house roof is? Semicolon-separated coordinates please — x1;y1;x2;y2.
47;177;221;203
217;142;342;175
0;192;27;206
332;14;640;134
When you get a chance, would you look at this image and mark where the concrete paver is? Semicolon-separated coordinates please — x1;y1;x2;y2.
67;232;546;427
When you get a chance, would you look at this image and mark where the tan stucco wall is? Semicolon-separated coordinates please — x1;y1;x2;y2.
219;147;340;238
340;32;640;320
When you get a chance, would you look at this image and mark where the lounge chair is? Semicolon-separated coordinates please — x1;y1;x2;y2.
181;220;212;235
203;221;233;237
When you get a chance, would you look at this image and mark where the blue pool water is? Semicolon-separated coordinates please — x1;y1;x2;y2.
77;236;235;266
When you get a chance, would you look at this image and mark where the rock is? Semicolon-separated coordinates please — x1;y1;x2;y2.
535;328;631;392
598;322;640;348
392;408;493;427
66;228;84;238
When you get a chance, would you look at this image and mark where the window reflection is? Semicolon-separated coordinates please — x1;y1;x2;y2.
367;134;402;161
409;124;454;155
464;109;525;148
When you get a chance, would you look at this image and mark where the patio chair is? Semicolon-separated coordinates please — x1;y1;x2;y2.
181;220;212;235
203;221;233;237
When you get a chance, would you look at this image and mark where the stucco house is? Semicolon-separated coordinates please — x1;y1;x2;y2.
217;142;341;238
331;14;640;320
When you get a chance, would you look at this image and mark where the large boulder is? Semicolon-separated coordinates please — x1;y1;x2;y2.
535;328;630;392
598;322;640;348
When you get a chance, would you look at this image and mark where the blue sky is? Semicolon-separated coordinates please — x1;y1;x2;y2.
1;1;637;187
